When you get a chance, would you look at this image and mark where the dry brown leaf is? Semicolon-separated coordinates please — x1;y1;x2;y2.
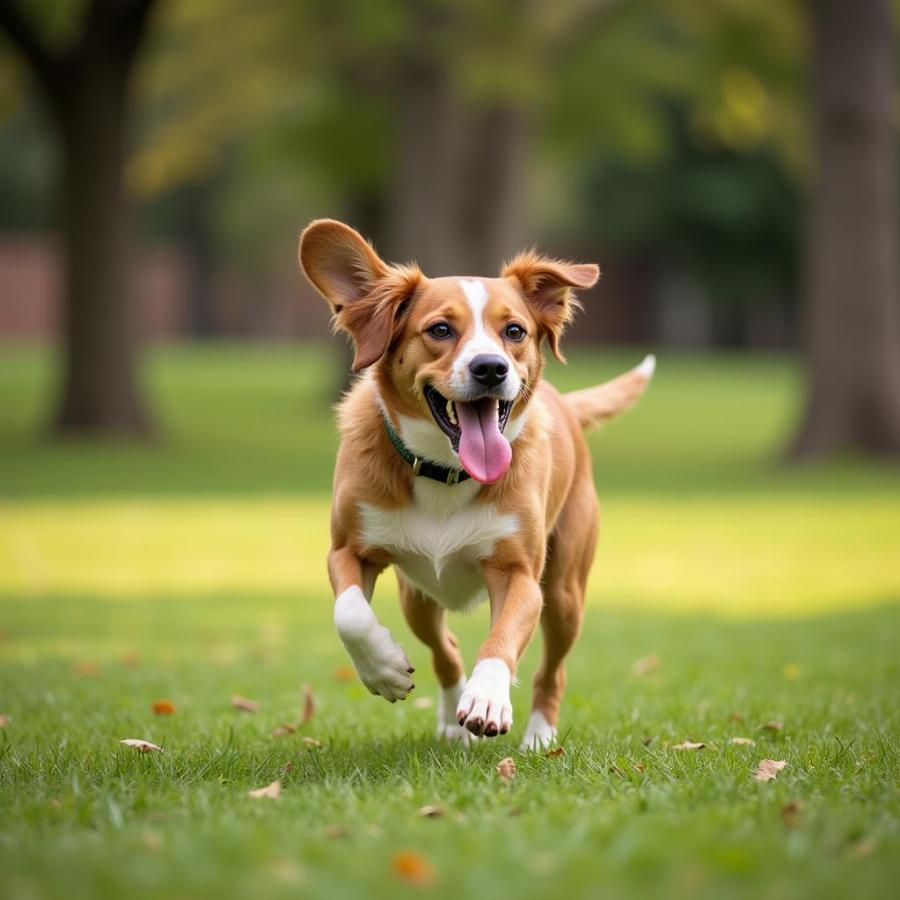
391;850;436;886
283;761;295;773
632;762;646;773
151;700;176;716
300;683;315;725
324;824;349;839
754;759;787;782
761;720;784;732
780;800;803;829
0;714;11;728
631;653;662;676
671;741;706;751
120;739;164;753
272;723;297;737
418;805;445;818
728;736;756;746
728;712;744;722
230;694;260;713
496;757;517;782
545;747;565;759
413;697;434;709
248;780;281;799
301;736;323;748
333;665;356;682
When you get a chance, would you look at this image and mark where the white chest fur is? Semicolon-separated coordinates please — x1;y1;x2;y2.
358;481;518;611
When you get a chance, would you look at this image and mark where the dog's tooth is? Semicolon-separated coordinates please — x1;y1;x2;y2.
447;401;456;425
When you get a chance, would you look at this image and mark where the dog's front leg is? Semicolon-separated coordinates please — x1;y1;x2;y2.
456;564;542;737
328;546;414;702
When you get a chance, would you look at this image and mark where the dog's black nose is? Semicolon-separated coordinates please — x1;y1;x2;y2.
469;354;508;388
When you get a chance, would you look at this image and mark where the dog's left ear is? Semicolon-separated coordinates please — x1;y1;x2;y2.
502;251;599;362
299;219;420;371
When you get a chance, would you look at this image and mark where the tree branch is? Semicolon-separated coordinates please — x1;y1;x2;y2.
0;0;57;84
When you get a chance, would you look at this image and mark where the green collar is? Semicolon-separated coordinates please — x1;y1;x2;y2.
382;415;471;486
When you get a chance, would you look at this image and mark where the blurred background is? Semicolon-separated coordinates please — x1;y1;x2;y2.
0;0;897;456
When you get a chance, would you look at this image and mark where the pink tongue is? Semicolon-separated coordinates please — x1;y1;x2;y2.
456;398;512;484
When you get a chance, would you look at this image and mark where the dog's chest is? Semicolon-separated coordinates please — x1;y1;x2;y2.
358;483;518;611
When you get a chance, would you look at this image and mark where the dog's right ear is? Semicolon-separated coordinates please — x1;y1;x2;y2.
299;219;420;371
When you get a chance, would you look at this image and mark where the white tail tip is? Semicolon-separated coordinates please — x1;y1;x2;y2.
635;353;656;380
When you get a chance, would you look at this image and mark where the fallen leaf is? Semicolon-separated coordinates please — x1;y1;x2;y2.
141;830;162;850
418;805;444;818
301;736;323;748
728;712;744;722
496;757;517;782
151;700;176;716
74;661;98;677
631;653;662;676
49;798;61;809
848;836;878;858
728;736;756;746
283;761;295;773
324;824;349;839
391;850;436;886
632;762;646;773
333;665;356;682
0;714;11;728
248;780;281;799
545;747;565;759
671;741;706;751
780;800;803;828
231;694;260;713
300;683;315;725
120;739;164;753
754;759;787;782
413;697;434;709
761;720;784;732
272;723;297;737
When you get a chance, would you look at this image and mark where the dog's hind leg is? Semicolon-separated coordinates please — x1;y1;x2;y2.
398;575;474;744
522;481;599;751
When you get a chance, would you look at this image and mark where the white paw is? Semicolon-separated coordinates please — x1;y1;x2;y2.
436;677;478;746
456;658;512;738
520;710;557;751
334;586;414;702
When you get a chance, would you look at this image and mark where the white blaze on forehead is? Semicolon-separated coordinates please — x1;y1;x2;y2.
451;278;519;400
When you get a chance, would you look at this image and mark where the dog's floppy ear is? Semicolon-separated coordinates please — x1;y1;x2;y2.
299;219;420;371
502;250;599;363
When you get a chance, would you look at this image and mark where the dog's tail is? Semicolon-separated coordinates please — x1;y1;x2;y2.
563;354;656;431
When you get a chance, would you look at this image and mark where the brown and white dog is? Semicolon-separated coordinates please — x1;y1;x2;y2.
299;219;654;749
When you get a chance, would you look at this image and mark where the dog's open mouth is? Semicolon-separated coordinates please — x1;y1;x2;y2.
424;386;513;484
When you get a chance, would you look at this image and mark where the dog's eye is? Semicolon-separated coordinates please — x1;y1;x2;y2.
504;323;526;342
427;322;453;340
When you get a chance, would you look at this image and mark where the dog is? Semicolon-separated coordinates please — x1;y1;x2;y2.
298;219;654;749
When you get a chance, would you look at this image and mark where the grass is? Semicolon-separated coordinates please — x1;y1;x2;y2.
1;342;899;900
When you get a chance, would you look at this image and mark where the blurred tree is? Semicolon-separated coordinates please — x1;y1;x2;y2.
0;0;158;434
790;0;900;457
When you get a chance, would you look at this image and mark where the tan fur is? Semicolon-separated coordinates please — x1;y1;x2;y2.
299;219;652;739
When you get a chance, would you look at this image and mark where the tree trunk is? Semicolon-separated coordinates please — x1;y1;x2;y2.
459;103;529;276
0;0;156;436
53;55;149;433
790;0;900;457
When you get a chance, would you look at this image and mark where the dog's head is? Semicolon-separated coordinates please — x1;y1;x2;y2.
299;219;598;484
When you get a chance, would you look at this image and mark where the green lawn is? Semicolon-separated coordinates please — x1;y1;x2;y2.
1;343;899;900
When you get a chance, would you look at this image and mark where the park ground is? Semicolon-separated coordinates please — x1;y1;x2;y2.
1;344;899;900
